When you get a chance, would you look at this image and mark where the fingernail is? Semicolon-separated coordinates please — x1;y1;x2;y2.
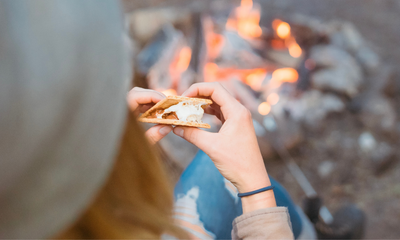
174;127;184;137
159;126;172;135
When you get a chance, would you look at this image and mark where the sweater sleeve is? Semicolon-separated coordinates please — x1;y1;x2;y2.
231;207;294;240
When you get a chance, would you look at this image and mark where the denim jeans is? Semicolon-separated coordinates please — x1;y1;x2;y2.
174;150;302;239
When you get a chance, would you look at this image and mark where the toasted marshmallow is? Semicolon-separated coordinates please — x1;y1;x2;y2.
158;101;205;123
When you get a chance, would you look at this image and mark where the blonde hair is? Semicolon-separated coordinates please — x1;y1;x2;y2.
57;111;187;239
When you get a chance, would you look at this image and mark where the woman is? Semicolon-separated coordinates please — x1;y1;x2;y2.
0;0;294;239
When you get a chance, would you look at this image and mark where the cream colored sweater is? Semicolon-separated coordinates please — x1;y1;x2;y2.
232;207;294;240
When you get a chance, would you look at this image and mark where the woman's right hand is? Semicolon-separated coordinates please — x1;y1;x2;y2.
127;87;173;144
173;82;277;213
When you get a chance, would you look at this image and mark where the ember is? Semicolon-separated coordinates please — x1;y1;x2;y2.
272;19;302;58
170;46;192;86
258;102;271;116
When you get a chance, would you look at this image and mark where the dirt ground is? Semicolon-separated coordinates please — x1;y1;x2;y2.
258;1;400;238
124;0;400;238
267;111;400;239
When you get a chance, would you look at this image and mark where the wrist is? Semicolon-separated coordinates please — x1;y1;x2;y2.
241;189;277;213
236;170;277;213
236;168;271;193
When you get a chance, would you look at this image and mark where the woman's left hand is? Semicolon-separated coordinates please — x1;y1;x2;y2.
127;87;173;144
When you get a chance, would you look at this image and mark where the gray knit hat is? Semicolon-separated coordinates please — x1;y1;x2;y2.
0;0;130;238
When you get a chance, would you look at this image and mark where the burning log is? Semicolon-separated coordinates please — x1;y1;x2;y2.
287;15;330;51
188;11;204;78
136;24;194;94
218;30;267;69
266;49;303;68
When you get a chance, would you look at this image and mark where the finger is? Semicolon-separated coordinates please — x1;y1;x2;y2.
145;125;173;145
127;87;166;111
182;82;242;119
138;104;154;113
204;106;224;123
173;127;216;151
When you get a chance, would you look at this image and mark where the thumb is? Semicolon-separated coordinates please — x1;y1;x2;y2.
173;127;215;150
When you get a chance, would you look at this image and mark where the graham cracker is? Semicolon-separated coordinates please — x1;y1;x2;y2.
138;96;212;128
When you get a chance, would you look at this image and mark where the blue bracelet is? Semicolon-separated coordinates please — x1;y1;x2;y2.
237;185;275;197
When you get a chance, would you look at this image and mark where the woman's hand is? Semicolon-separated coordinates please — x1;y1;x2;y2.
127;87;172;144
173;82;276;213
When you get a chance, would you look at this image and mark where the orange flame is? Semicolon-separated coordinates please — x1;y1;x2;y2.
169;46;192;91
245;69;266;91
161;89;177;96
241;0;253;9
204;62;219;82
170;46;192;77
176;47;192;72
226;0;262;39
258;102;271;115
271;68;299;84
204;16;225;61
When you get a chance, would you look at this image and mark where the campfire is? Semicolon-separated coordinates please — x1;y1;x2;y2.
129;0;395;170
125;2;400;238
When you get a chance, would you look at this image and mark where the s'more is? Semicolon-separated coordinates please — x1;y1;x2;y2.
138;96;213;128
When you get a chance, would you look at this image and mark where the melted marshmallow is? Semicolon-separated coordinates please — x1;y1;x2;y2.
158;101;205;123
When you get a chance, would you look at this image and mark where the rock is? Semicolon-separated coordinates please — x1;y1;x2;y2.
219;31;266;69
349;66;396;113
312;69;359;97
359;94;396;134
272;114;303;150
358;132;377;152
318;161;335;178
358;132;397;175
369;142;396;175
250;111;303;159
310;45;363;97
274;90;345;128
382;69;400;97
327;21;364;53
355;45;381;73
326;20;381;73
